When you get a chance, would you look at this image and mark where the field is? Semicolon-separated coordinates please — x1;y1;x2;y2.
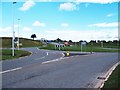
1;37;42;48
40;44;120;52
1;49;31;60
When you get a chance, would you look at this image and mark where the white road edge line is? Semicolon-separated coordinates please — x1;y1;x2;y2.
95;61;120;88
0;67;22;74
100;62;119;88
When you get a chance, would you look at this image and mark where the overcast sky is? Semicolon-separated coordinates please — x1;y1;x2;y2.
1;0;119;41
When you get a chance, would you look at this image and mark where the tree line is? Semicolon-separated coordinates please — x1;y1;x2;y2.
30;34;119;44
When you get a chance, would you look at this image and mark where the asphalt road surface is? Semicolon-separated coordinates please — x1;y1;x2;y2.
2;48;119;88
2;48;64;71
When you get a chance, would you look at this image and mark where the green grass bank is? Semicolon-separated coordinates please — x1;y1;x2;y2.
40;44;120;52
102;65;120;88
1;49;31;60
1;37;42;48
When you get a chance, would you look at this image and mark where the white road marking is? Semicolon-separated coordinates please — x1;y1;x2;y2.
37;48;40;50
35;56;45;60
0;67;22;74
46;52;49;56
41;58;63;64
62;53;65;57
95;61;120;88
41;57;45;59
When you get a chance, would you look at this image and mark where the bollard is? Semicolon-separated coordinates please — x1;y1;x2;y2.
66;51;70;56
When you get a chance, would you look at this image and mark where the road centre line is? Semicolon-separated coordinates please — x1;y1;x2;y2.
35;52;49;60
1;53;77;74
1;52;65;74
41;53;83;64
35;56;45;60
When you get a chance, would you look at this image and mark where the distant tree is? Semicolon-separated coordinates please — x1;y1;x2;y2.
53;40;56;42
31;34;36;40
69;40;72;43
113;40;118;43
97;40;101;43
56;38;63;43
101;40;106;43
83;40;87;43
89;40;96;43
63;40;67;42
79;40;83;43
107;40;112;43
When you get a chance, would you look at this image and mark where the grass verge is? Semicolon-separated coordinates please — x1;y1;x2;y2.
1;37;42;48
1;49;31;60
40;44;120;52
102;65;119;88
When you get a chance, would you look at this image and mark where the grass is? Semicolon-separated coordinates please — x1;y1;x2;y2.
102;65;120;88
1;37;42;48
87;43;119;48
40;44;120;52
1;49;31;60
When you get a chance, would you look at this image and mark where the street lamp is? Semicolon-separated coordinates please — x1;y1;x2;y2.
12;2;16;56
101;41;103;48
17;19;20;50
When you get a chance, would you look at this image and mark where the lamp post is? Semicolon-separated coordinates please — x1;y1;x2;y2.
101;41;103;48
81;44;82;53
17;19;20;50
12;2;16;56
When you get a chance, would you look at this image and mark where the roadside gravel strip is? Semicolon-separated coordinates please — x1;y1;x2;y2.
95;61;120;88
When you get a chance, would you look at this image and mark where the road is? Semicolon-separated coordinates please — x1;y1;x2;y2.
2;48;119;88
2;48;64;71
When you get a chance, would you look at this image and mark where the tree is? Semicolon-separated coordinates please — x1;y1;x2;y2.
69;40;72;43
79;40;83;43
56;38;63;43
63;40;67;42
113;40;118;43
101;40;106;43
31;34;36;40
90;40;96;43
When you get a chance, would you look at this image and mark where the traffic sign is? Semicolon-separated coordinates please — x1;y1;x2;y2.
81;42;86;45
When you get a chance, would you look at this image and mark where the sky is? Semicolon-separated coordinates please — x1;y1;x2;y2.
0;0;119;42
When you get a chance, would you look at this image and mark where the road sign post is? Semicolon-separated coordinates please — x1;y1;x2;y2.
59;43;60;50
55;45;56;50
81;44;82;53
101;41;103;48
80;42;87;53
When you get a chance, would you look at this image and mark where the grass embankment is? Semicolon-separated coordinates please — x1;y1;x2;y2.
1;37;42;48
102;65;120;88
1;49;31;60
87;42;119;48
40;44;120;52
